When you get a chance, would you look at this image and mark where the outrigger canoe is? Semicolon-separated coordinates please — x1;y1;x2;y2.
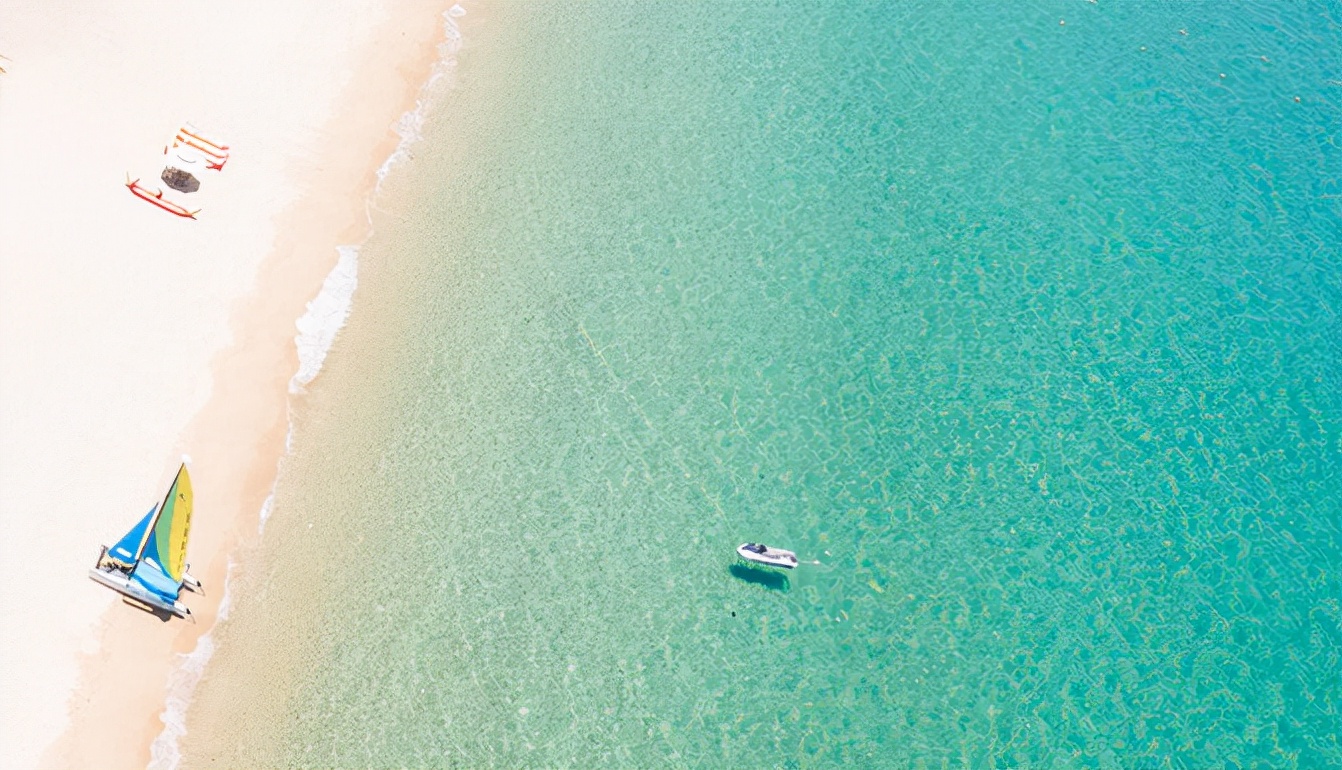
179;123;229;153
170;124;229;170
170;134;228;169
126;176;200;219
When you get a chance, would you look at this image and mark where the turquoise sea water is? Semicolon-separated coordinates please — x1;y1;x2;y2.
184;2;1341;768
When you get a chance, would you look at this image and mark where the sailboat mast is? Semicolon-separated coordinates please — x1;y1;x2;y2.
132;463;183;563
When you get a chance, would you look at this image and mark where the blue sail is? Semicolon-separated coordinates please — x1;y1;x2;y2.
106;505;156;567
130;558;181;603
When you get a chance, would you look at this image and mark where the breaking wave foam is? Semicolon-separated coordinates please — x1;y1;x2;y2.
257;492;276;535
296;7;464;395
288;244;360;394
146;560;234;770
376;7;464;192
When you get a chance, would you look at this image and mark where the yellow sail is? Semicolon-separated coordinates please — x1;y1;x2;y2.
142;464;193;582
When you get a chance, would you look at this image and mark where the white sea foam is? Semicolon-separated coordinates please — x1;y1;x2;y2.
146;636;213;770
147;11;464;770
375;9;464;193
375;109;425;193
288;244;360;394
294;10;463;395
257;492;276;535
146;560;234;770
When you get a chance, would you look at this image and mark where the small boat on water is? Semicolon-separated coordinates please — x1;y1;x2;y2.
89;463;201;619
736;542;798;570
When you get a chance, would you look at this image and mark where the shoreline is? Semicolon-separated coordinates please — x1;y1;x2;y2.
45;8;461;768
0;3;461;769
153;14;472;768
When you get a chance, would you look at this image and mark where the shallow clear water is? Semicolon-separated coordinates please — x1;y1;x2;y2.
185;2;1341;767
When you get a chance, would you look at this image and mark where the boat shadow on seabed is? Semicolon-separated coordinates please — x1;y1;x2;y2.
729;563;790;592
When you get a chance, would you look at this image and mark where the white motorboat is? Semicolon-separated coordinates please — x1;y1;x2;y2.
736;542;798;569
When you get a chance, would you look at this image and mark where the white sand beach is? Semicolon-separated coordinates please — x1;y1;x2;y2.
0;1;458;767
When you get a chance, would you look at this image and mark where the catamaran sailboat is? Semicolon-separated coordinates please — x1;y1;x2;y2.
89;463;201;619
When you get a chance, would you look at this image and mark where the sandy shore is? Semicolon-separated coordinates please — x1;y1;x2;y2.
0;1;459;767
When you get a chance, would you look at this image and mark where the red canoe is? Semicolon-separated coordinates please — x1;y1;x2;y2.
125;177;200;219
179;125;229;153
174;134;228;161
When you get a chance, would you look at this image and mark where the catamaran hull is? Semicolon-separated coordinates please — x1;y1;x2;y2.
88;566;191;619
